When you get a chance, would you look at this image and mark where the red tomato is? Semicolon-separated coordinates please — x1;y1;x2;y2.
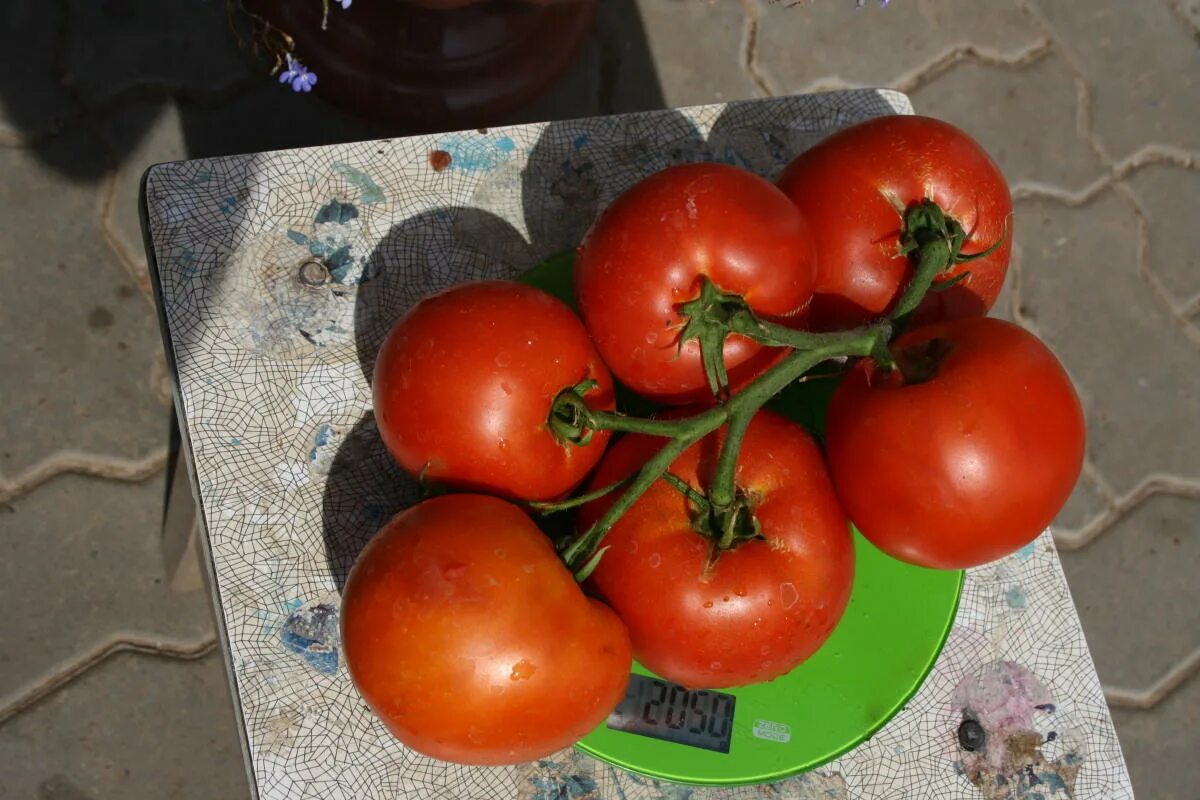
342;494;632;765
373;280;614;501
575;163;817;404
824;317;1085;569
777;115;1012;330
577;410;854;689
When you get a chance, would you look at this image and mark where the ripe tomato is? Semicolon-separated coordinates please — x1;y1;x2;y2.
777;115;1012;330
575;162;817;404
577;410;854;689
373;280;614;501
824;317;1085;569
342;494;632;765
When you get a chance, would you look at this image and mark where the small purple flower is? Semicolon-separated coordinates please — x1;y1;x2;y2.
278;54;318;93
338;0;351;8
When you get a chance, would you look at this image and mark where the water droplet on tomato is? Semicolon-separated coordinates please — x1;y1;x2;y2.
510;660;537;681
494;548;506;559
496;352;512;367
780;582;799;610
498;437;509;451
500;381;513;396
722;595;730;603
441;563;467;581
702;601;714;609
760;645;771;656
735;587;747;597
647;553;662;568
644;331;656;345
709;661;722;671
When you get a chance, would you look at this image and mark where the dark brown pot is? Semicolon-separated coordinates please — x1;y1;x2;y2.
241;0;597;132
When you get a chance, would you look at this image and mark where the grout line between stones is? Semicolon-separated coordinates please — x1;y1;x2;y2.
738;0;776;97
97;165;154;302
0;633;218;727
0;448;169;506
1163;0;1200;40
1053;472;1200;550
891;37;1053;94
1103;645;1200;710
793;37;1052;97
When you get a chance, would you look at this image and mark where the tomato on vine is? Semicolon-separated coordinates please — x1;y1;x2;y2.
778;115;1012;330
342;494;632;765
576;410;855;689
575;162;817;404
373;280;614;501
824;317;1085;569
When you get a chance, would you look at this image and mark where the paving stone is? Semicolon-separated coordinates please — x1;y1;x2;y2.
1055;466;1112;534
1172;0;1200;31
754;0;1042;92
910;52;1105;191
176;78;390;163
1125;164;1200;309
1013;191;1200;497
514;0;696;124
1111;658;1200;800
0;474;215;703
579;0;675;116
1059;495;1200;689
1031;0;1200;159
0;652;249;800
0;131;165;477
988;248;1114;534
99;98;188;288
62;0;250;109
0;3;80;142
631;0;758;107
509;25;604;125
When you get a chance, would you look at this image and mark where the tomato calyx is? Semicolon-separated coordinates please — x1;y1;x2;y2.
548;379;602;447
893;337;955;385
662;472;762;552
676;278;755;398
893;200;1008;322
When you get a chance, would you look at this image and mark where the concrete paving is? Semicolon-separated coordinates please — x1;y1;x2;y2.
1;1;1196;797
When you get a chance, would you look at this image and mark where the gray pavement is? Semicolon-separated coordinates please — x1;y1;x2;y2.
1;1;1197;798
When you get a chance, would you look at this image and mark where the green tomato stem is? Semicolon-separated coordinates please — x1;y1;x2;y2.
562;429;710;569
706;407;753;513
555;201;968;575
526;476;632;514
561;326;886;571
891;238;953;322
581;410;696;437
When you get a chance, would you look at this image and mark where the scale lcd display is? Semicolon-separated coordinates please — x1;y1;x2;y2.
606;674;736;754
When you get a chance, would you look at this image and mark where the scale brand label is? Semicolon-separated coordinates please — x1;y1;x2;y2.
752;719;792;744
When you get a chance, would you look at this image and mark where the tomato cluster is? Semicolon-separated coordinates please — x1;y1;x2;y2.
344;116;1085;765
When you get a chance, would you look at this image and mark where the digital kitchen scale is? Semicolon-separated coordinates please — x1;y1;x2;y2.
577;533;962;786
521;257;964;786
